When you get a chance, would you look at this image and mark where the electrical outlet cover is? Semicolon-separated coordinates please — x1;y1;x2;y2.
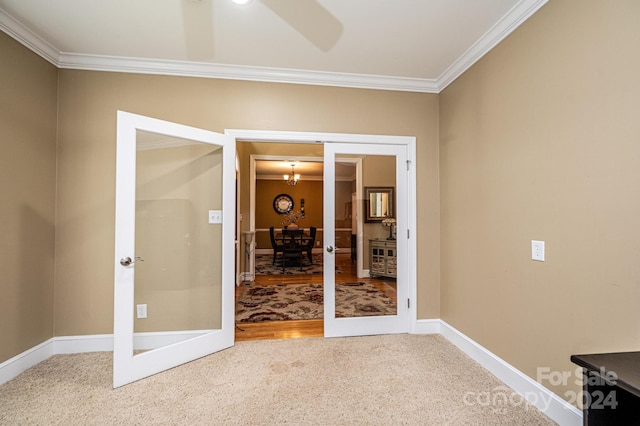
531;240;545;261
136;304;147;319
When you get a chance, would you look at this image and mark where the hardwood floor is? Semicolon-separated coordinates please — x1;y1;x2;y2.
234;319;325;341
234;253;397;342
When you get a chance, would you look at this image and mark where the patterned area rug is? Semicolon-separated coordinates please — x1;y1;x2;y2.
254;254;343;275
236;282;396;322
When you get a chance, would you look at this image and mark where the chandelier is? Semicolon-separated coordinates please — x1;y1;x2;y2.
283;164;300;186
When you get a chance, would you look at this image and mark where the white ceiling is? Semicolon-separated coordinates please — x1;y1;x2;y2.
0;0;547;93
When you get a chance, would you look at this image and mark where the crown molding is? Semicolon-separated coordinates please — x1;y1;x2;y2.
0;8;58;65
57;52;439;93
436;0;548;91
2;0;547;93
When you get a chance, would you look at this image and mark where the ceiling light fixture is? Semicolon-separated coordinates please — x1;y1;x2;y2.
283;164;300;186
231;0;252;5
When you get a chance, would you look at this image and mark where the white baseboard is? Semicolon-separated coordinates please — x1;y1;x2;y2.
53;334;114;354
0;339;54;385
1;334;117;385
436;320;582;426
412;318;442;334
0;331;221;385
0;321;585;426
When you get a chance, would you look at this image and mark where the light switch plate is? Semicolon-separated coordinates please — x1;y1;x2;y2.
208;210;222;224
531;240;545;261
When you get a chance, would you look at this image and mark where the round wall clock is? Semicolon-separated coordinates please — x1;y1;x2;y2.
273;193;294;215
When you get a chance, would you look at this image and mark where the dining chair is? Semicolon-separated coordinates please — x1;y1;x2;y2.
302;226;317;264
269;226;284;264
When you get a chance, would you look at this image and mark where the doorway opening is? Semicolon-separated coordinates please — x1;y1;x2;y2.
229;130;416;342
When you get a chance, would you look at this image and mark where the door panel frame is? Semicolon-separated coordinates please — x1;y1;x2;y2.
324;143;408;337
226;129;418;333
113;111;235;388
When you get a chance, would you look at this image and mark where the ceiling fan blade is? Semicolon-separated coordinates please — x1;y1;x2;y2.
181;0;215;60
260;0;343;52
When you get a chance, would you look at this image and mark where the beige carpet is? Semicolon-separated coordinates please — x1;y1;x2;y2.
0;334;556;425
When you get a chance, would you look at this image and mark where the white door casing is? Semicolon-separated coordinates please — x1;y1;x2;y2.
226;129;418;335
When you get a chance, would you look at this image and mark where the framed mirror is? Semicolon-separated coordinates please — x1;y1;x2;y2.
364;187;394;222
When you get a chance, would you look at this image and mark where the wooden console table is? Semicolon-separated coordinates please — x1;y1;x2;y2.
369;239;397;278
571;351;640;425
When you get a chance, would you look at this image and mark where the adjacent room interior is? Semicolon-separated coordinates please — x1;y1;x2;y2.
234;145;399;340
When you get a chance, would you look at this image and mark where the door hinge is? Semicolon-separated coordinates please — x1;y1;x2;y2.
406;160;411;171
408;298;410;309
407;229;410;239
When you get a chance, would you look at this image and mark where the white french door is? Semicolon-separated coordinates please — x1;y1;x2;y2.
323;143;408;337
113;111;235;388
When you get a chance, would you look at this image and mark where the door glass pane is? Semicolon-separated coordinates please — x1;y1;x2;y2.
334;154;397;318
133;130;223;355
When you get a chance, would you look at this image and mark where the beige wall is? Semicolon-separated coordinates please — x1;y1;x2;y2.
0;32;58;361
54;70;440;337
440;0;640;401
